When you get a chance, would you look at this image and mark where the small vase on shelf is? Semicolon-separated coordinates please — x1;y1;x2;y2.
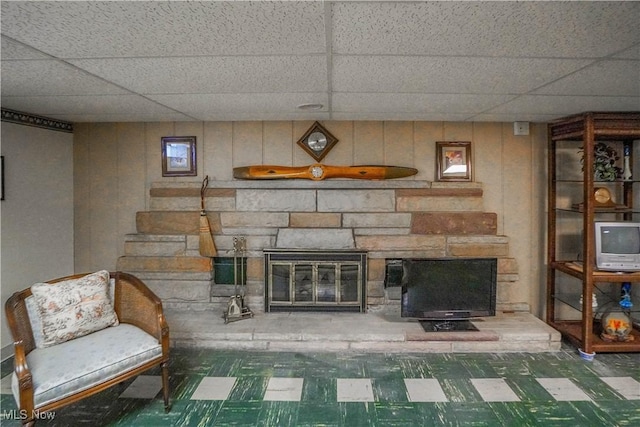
623;144;632;181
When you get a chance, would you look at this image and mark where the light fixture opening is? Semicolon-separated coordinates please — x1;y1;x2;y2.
297;103;324;111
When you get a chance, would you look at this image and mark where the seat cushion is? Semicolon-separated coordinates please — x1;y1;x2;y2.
12;324;162;409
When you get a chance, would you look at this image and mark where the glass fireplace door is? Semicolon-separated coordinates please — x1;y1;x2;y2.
265;250;367;312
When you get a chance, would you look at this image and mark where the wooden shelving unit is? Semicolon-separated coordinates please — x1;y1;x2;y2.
547;112;640;354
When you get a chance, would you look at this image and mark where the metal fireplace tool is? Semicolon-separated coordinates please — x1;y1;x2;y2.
223;236;253;323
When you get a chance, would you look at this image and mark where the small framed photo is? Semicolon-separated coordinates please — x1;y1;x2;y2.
161;136;196;177
436;141;472;181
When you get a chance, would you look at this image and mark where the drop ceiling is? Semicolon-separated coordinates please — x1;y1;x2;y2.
1;1;639;124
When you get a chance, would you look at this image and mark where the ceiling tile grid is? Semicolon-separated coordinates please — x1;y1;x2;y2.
1;1;638;123
67;56;328;95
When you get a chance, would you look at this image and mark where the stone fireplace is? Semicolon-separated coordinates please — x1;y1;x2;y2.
116;179;521;314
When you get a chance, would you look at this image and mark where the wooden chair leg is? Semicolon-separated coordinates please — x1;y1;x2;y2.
161;361;170;412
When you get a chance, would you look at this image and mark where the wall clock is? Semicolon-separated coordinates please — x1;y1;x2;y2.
296;121;339;162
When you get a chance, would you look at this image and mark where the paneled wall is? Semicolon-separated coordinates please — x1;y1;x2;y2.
73;121;547;315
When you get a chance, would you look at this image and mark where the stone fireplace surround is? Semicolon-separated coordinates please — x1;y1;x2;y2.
117;179;522;315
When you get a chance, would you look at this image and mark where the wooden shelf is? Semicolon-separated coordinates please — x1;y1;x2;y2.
547;112;640;354
549;321;640;353
553;261;640;282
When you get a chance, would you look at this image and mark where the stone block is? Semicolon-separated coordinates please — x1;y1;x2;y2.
354;228;410;235
356;235;446;252
396;196;483;212
137;211;222;234
367;258;386;281
125;234;186;242
367;281;385;298
317;190;396;212
276;228;355;249
236;189;316;211
130;271;213;281
246;257;264;282
220;212;289;228
124;240;186;256
290;213;341;228
117;256;212;272
186;235;200;251
150;187;235;198
367;250;447;259
396;187;483;198
151;196;235;211
498;257;519;274
446;236;509;257
144;279;212;302
343;213;412;228
411;212;497;235
212;235;275;255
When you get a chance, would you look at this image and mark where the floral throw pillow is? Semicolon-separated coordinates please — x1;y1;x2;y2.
31;270;119;348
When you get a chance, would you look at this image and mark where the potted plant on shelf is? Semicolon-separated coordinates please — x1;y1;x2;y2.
581;142;622;181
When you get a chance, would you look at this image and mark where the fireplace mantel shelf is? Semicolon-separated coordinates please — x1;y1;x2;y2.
151;180;483;190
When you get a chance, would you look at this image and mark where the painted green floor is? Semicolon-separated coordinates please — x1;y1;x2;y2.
1;344;639;426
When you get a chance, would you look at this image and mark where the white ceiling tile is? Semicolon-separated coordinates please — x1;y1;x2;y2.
193;112;332;122
333;93;515;114
1;36;50;60
484;95;640;116
534;60;640;96
332;2;640;57
1;94;188;118
147;93;329;121
0;1;326;58
333;56;592;94
613;45;640;60
471;113;565;123
69;56;327;94
1;60;130;96
45;113;197;123
331;112;473;122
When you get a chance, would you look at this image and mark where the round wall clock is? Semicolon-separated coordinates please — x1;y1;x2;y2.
307;132;328;152
296;121;339;162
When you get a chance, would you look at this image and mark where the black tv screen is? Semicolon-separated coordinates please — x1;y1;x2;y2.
401;258;497;320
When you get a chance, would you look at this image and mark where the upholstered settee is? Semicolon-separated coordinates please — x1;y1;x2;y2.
4;271;170;426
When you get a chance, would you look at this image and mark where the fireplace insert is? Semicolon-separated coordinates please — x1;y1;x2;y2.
264;250;367;312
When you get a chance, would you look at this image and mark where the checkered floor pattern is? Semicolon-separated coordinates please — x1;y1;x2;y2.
2;347;639;426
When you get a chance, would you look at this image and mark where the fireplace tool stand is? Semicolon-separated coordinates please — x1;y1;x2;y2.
223;236;253;324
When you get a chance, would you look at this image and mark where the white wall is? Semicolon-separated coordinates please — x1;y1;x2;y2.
0;122;74;350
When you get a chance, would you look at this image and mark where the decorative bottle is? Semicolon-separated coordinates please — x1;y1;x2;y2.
623;144;632;181
620;282;633;309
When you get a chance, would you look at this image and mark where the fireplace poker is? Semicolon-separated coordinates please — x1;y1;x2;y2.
223;236;253;323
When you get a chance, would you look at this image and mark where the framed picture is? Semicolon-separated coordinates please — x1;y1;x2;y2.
436;141;472;181
161;136;196;177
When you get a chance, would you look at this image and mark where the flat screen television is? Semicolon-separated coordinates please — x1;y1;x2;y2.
401;258;497;321
595;222;640;272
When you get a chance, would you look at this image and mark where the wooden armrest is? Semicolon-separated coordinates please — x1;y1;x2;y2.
13;341;35;415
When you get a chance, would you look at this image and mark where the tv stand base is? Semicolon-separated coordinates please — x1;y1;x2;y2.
420;320;479;332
